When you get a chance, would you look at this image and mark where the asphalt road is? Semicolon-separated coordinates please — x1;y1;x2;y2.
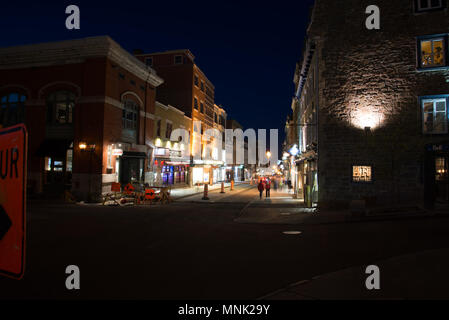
1;184;448;299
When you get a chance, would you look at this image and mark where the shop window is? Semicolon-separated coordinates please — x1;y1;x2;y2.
352;165;372;183
421;97;448;134
415;0;445;12
0;92;26;128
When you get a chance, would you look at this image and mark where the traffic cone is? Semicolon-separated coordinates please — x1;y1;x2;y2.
231;180;235;191
202;184;210;200
220;182;225;193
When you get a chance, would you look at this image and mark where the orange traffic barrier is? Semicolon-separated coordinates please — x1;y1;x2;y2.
202;184;210;200
220;182;225;193
231;180;235;191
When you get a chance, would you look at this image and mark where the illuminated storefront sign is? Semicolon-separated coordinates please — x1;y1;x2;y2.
352;165;372;182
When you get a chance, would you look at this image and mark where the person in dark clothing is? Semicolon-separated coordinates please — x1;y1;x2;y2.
258;180;265;199
265;180;271;198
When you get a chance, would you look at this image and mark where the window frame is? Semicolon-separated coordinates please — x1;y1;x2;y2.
420;95;449;135
145;57;153;67
415;0;445;12
417;35;448;70
46;91;76;126
194;97;199;110
174;55;183;65
0;92;26;128
122;99;139;131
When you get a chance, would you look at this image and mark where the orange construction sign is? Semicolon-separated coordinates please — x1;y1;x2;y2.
145;189;156;200
0;124;27;279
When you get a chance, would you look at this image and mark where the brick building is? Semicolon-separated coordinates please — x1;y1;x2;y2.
295;0;449;209
135;50;227;185
0;36;163;200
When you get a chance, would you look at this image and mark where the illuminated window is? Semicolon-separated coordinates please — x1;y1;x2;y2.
435;157;448;181
0;92;26;128
352;166;372;183
419;38;445;68
422;98;447;134
416;0;444;12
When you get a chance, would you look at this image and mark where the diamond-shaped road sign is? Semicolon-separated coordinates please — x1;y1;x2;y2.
0;124;27;279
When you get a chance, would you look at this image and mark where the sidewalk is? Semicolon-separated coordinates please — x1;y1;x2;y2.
235;191;448;225
260;248;449;300
170;181;248;200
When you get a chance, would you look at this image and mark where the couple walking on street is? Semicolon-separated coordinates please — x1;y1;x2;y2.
258;179;271;199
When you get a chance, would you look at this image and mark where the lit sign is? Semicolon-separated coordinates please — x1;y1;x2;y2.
112;148;123;156
353;166;372;182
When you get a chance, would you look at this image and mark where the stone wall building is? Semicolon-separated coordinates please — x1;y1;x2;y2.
297;0;449;208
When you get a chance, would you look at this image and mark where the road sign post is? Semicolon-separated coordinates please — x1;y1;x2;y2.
0;124;27;279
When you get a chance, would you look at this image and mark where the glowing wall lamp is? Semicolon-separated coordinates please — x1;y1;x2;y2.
79;142;87;150
289;144;299;157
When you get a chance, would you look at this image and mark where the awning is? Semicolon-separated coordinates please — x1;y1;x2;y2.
122;151;147;158
36;139;72;157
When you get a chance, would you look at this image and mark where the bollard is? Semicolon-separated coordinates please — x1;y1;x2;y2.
220;181;225;193
231;180;235;191
202;184;210;200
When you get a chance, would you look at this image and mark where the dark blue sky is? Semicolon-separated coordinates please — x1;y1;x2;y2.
0;0;314;141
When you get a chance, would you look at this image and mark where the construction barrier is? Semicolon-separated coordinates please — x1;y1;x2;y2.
202;184;210;200
220;182;225;193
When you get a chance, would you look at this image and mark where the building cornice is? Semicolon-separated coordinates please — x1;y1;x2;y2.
0;36;164;87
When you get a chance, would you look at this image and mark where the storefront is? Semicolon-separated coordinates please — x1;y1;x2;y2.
425;143;449;207
36;139;73;196
117;151;146;185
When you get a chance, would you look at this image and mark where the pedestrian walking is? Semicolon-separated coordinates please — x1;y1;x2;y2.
265;179;271;198
257;180;265;199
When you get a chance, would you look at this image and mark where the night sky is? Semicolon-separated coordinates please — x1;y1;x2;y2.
0;0;315;144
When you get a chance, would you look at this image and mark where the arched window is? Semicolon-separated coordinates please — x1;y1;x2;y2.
122;100;139;130
0;92;26;128
47;91;75;125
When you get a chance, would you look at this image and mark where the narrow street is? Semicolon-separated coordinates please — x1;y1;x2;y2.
1;184;448;299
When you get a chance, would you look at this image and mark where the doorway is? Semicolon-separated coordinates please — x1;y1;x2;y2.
435;155;449;203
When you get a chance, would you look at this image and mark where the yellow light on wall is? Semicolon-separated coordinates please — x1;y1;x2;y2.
79;142;87;150
155;138;162;147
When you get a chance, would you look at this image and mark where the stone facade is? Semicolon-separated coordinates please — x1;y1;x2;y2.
297;0;449;208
